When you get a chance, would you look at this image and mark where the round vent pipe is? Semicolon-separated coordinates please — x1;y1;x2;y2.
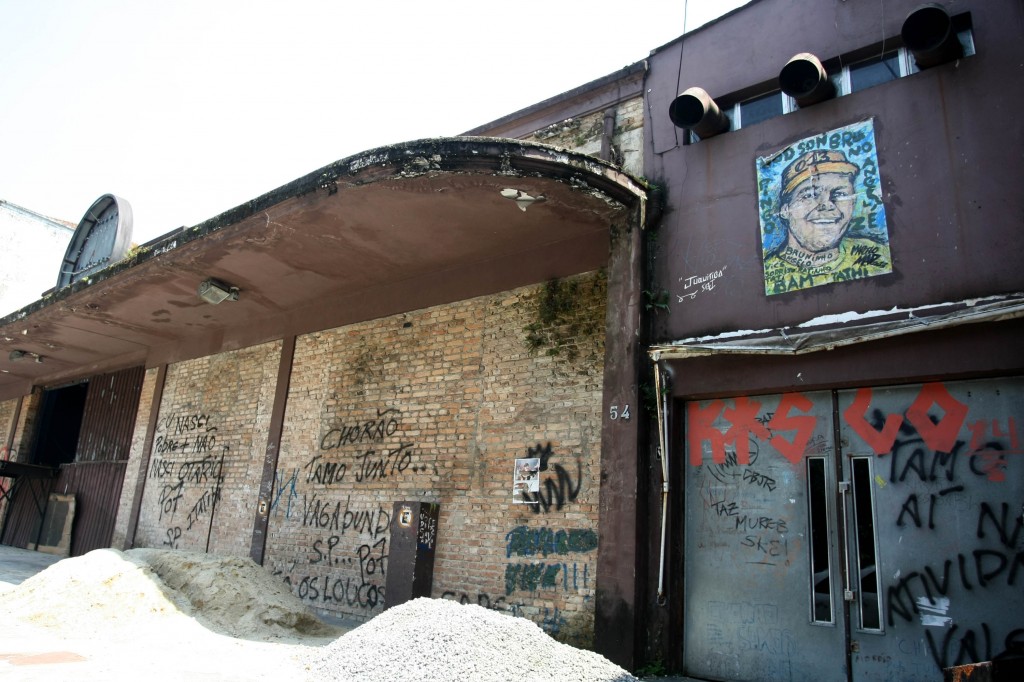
779;53;836;107
668;87;730;139
902;3;963;69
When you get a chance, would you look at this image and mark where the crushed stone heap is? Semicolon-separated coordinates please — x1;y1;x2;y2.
300;597;637;682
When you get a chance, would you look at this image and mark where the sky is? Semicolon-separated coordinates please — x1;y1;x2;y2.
0;0;748;245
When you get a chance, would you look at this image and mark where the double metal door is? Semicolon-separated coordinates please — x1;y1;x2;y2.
682;377;1022;681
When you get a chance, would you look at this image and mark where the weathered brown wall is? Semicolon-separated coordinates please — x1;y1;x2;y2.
644;0;1023;392
637;0;1024;673
75;366;145;463
53;460;127;555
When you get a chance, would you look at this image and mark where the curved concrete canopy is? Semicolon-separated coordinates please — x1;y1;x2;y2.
0;137;646;399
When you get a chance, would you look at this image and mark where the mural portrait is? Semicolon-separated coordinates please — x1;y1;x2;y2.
757;120;891;296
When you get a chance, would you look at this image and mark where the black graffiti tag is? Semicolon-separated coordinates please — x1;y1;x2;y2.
517;443;583;515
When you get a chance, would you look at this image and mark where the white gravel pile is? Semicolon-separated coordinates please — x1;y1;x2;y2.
300;597;637;682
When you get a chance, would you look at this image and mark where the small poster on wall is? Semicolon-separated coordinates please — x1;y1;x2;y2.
512;457;540;504
757;119;891;296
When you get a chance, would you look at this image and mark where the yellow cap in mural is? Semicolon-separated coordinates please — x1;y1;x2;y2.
781;149;859;197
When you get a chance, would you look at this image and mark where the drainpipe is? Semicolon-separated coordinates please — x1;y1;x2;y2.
600;107;616;162
653;360;671;605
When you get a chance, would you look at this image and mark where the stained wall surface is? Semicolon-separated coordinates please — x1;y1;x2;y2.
0;398;19;522
522;96;645;178
111;366;162;550
123;274;606;643
264;274;605;642
0;399;16;454
133;342;281;557
637;0;1024;677
645;0;1024;352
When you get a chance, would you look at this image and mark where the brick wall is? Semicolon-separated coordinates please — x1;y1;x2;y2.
0;391;40;466
0;391;40;532
264;272;606;645
0;397;18;524
0;398;16;453
122;273;606;645
521;96;644;178
132;342;281;555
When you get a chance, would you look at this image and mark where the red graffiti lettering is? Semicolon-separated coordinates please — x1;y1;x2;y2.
975;452;1007;482
968;419;988;452
687;398;772;466
722;397;771;465
689;383;1005;468
842;387;904;455
767;393;817;464
991;417;1020;449
904;383;969;454
687;400;728;465
969;417;1021;458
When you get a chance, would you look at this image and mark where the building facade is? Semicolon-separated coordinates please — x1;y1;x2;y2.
0;139;646;656
636;0;1023;679
1;1;1021;680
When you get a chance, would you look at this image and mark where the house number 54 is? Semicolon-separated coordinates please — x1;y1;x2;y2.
609;404;631;421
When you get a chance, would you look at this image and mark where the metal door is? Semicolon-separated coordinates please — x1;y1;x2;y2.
683;390;847;681
682;377;1023;681
836;377;1023;680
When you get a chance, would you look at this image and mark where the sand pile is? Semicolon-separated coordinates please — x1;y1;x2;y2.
5;548;189;633
130;548;337;639
300;597;637;682
4;547;339;641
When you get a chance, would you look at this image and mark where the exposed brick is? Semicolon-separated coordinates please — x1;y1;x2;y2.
119;273;605;645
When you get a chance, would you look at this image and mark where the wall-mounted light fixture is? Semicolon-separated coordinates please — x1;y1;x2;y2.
779;53;835;107
197;278;240;305
500;188;546;212
902;3;962;69
668;87;730;139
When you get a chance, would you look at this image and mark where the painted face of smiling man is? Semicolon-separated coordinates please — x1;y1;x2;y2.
778;150;859;261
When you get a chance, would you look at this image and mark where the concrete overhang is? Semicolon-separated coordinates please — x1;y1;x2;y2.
0;137;647;400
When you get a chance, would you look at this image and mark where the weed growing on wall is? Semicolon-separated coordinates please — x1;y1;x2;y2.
521;271;606;365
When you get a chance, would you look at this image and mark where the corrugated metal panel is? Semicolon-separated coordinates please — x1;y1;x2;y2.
0;476;55;547
76;366;144;462
53;460;128;556
1;367;141;549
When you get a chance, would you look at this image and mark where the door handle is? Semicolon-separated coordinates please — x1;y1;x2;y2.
839;481;856;602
